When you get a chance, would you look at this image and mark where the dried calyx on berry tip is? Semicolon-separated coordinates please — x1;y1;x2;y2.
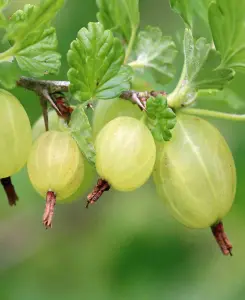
43;191;56;229
86;179;110;208
211;221;232;256
1;177;19;206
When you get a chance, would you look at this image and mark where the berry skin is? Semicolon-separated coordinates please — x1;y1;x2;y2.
0;89;32;178
32;110;96;202
96;116;156;191
27;131;84;201
153;114;236;229
93;98;142;138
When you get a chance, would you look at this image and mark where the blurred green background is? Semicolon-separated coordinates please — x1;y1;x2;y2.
1;1;245;299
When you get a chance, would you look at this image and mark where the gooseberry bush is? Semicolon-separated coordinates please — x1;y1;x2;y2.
0;0;244;256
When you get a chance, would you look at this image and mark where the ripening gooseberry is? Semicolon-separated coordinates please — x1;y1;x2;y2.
153;114;236;229
92;99;142;138
32;110;96;203
0;89;32;178
96;116;156;191
27;131;84;201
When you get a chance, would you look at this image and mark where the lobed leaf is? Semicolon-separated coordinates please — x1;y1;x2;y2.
121;0;140;29
194;50;235;90
67;22;132;102
15;27;61;77
0;0;63;82
209;0;245;71
146;94;176;142
7;0;64;43
96;0;139;42
183;29;234;90
170;0;193;27
69;105;96;166
133;26;177;84
170;0;210;28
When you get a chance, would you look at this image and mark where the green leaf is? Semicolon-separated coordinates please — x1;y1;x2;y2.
0;2;63;77
132;26;177;84
69;105;96;166
183;29;234;90
7;0;64;43
184;28;210;83
15;27;61;77
209;0;245;71
193;50;235;90
170;0;193;27
121;0;140;29
96;0;139;41
0;61;21;89
170;0;210;28
67;22;132;102
146;94;176;142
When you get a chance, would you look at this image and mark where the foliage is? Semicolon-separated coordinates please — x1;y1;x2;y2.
0;0;244;262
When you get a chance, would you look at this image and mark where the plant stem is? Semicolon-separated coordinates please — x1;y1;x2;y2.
0;46;16;62
17;76;69;93
15;77;167;111
128;60;145;69
167;64;189;108
124;27;137;64
181;108;245;121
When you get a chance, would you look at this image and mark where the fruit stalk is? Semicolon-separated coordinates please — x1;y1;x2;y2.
1;177;19;206
211;222;232;256
86;179;110;208
43;191;56;229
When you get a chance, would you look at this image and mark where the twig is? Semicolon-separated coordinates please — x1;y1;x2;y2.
16;76;69;93
16;76;167;111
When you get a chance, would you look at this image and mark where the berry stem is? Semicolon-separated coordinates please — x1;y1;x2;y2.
181;108;245;122
124;26;138;64
40;95;49;131
1;177;19;206
43;191;56;229
211;221;232;256
86;179;110;208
